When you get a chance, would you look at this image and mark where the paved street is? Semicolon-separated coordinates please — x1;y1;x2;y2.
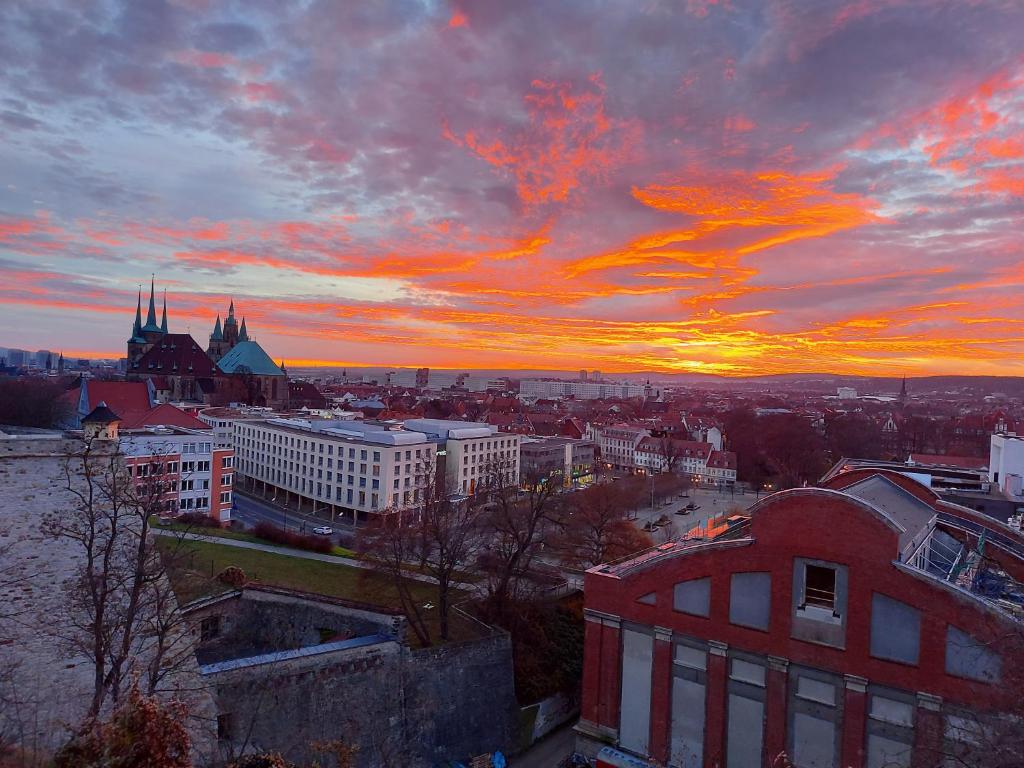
232;490;357;547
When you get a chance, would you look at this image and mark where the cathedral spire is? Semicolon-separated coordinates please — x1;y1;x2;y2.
142;276;160;333
228;299;235;320
211;314;223;341
160;289;168;333
239;317;249;342
131;287;143;340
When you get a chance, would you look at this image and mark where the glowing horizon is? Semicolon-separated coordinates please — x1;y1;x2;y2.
2;1;1023;377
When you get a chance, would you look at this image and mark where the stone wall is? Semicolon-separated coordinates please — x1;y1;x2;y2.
202;619;517;766
186;586;404;664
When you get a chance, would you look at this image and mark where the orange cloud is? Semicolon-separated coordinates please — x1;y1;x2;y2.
449;74;641;204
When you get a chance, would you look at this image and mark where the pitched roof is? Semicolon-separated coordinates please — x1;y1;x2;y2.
215;341;285;377
77;381;153;421
120;403;209;430
134;334;215;376
83;402;121;424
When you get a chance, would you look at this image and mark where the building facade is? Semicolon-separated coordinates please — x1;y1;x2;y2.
520;380;659;401
576;470;1023;768
404;419;520;496
120;426;234;523
234;418;436;517
597;425;651;473
519;436;596;487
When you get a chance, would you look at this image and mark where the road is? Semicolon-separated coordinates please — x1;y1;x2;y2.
232;490;357;547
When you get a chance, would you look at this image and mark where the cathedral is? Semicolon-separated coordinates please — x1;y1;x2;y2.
126;280;289;408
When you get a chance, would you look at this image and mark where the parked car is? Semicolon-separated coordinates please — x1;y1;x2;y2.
685;502;699;511
312;526;334;536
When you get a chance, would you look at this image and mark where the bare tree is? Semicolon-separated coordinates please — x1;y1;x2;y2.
656;436;684;475
553;483;653;568
475;457;565;616
45;438;199;719
358;461;483;644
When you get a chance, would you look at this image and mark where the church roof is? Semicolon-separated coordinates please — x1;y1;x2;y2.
134;333;215;376
216;341;285;377
210;315;223;341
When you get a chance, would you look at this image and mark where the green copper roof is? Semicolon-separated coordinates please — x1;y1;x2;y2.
210;314;223;341
216;341;285;376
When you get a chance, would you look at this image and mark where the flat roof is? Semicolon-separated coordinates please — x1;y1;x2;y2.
256;418;432;446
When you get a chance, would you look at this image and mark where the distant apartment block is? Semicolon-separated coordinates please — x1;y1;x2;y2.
520;379;660;401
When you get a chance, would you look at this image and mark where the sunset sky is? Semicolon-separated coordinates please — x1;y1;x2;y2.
1;0;1023;376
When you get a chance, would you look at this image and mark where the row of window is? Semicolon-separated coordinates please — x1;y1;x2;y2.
621;629;991;768
669;566;1000;683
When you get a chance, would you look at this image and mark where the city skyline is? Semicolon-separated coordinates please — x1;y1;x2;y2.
2;1;1024;375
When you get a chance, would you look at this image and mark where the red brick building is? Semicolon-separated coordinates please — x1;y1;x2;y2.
576;469;1023;767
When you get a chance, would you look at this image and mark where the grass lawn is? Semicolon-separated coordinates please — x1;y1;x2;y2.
151;518;358;558
155;537;476;644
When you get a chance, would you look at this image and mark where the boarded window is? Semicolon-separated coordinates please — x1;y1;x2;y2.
870;594;920;665
729;572;771;630
200;615;221;642
619;627;653;755
945;626;1001;683
671;645;706;768
790;669;840;768
673;577;710;617
726;658;765;768
866;690;914;768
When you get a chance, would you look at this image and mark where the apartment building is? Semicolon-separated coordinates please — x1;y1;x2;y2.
576;469;1024;768
596;424;651;473
634;437;738;487
234;418;435;517
120;426;234;523
520;436;596;487
403;419;520;495
520;380;659;401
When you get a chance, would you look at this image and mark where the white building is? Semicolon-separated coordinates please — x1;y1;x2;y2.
519;380;659;401
595;424;650;472
990;433;1024;498
633;436;738;486
234;419;436;517
403;419;520;495
120;426;235;523
837;387;858;400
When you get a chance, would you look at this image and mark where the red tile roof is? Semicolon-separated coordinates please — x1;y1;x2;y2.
75;381;153;422
120;403;209;430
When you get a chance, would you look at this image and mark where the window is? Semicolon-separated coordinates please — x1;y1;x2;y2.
870;594;920;665
945;626;1001;683
727;656;765;768
619;627;653;755
803;565;836;611
673;577;711;617
671;641;707;768
223;474;232;486
219;491;231;504
866;689;914;768
216;713;232;741
729;572;771;630
200;615;221;641
221;456;233;469
789;668;841;768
